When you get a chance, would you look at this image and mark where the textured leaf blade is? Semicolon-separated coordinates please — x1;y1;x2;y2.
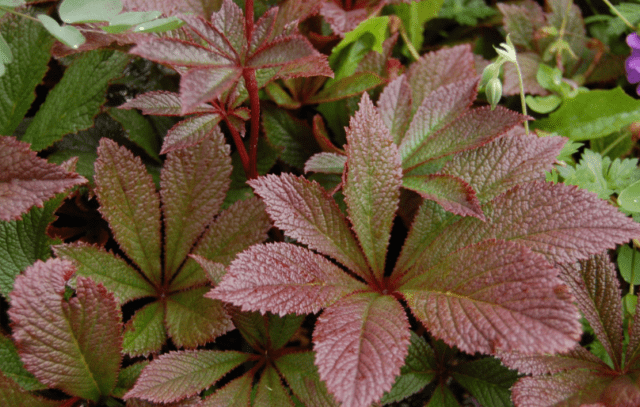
0;334;45;391
248;173;369;278
254;365;293;407
210;242;367;315
0;16;53;136
198;373;253;407
450;357;518;407
0;137;86;221
401;106;525;170
95;139;162;284
9;259;122;401
444;132;566;203
343;94;402;280
401;240;581;355
161;129;231;278
0;371;58;407
558;255;623;368
306;72;383;104
402;174;484;219
262;104;320;168
118;91;215;116
377;75;413;145
165;287;234;348
23;50;130;150
304;152;346;175
160;113;224;155
130;38;234;67
313;293;410;407
275;352;339;407
179;67;242;114
124;350;250;403
54;243;155;305
123;302;166;357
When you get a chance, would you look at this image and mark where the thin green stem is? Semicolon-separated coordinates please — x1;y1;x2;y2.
398;21;420;61
513;57;529;135
600;130;630;157
0;6;40;22
602;0;635;30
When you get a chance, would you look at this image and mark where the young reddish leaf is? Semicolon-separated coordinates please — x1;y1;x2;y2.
197;373;253;407
209;242;368;315
0;371;58;407
122;0;215;18
254;365;293;407
248;173;369;279
320;2;369;36
497;0;545;50
95;138;162;284
165;287;234;348
124;350;251;403
304;152;347;175
558;255;623;369
443;132;566;203
123;302;167;357
402;174;484;220
192;196;271;266
119;91;216;116
161;130;232;278
0;137;86;221
400;240;581;355
343;94;402;280
275;352;339;407
405;44;477;113
398;78;479;159
130;38;234;67
54;242;155;305
9;259;122;401
126;397;201;407
179;67;243;114
401;106;526;170
161;113;224;154
377;75;413;145
313;293;410;407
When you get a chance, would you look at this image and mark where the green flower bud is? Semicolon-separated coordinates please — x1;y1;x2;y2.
485;77;502;110
480;62;500;88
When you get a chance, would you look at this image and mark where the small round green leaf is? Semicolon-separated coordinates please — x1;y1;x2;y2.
619;179;640;213
59;0;123;23
525;94;561;114
132;16;183;33
624;293;637;317
102;10;162;33
37;14;86;49
0;32;12;64
618;245;640;285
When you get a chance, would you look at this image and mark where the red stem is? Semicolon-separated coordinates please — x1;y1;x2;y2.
59;397;82;407
245;0;254;40
223;115;252;179
243;67;261;180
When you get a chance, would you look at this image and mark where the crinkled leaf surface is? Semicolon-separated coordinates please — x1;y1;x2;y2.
209;242;367;315
0;137;86;221
304;152;347;175
197;373;253;407
9;259;122;401
95;138;162;284
0;334;45;391
53;242;155;305
107;107;161;162
255;365;293;407
125;350;250;403
402;174;483;219
444;132;566;203
400;240;581;355
160;112;224;155
377;75;414;145
0;16;53;136
313;293;410;407
249;173;369;278
275;352;339;407
262;104;320;168
123;302;166;357
118;91;216;116
23;50;130;150
558;254;623;369
450;357;518;407
161;129;231;278
343;94;402;281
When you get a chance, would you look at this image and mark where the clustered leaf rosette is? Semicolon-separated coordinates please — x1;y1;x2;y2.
54;131;271;357
210;91;640;407
498;254;640;406
122;0;332;154
305;44;528;221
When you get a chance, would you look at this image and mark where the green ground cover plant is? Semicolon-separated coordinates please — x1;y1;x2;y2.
3;0;640;406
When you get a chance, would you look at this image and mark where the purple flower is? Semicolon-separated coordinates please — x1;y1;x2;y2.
626;33;640;95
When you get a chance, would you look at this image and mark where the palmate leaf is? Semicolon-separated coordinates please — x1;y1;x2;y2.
313;293;410;407
8;259;122;401
130;0;332;114
0;137;86;221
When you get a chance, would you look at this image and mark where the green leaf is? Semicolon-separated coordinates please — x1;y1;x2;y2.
381;332;436;404
0;33;11;64
165;287;234;348
255;365;293;407
59;0;123;23
112;361;148;398
94;139;162;283
0;194;63;297
0;0;26;6
534;88;640;141
36;14;85;50
275;352;338;407
53;242;155;305
0;370;58;407
107;108;160;162
306;72;384;104
618;245;640;285
619;179;640;213
0;335;45;391
0;16;52;135
262;104;319;168
268;313;305;350
23;49;130;150
391;0;444;56
199;373;253;406
439;0;495;26
525;94;561;114
133;16;184;33
123;302;167;357
451;357;518;407
102;10;162;33
427;384;461;406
